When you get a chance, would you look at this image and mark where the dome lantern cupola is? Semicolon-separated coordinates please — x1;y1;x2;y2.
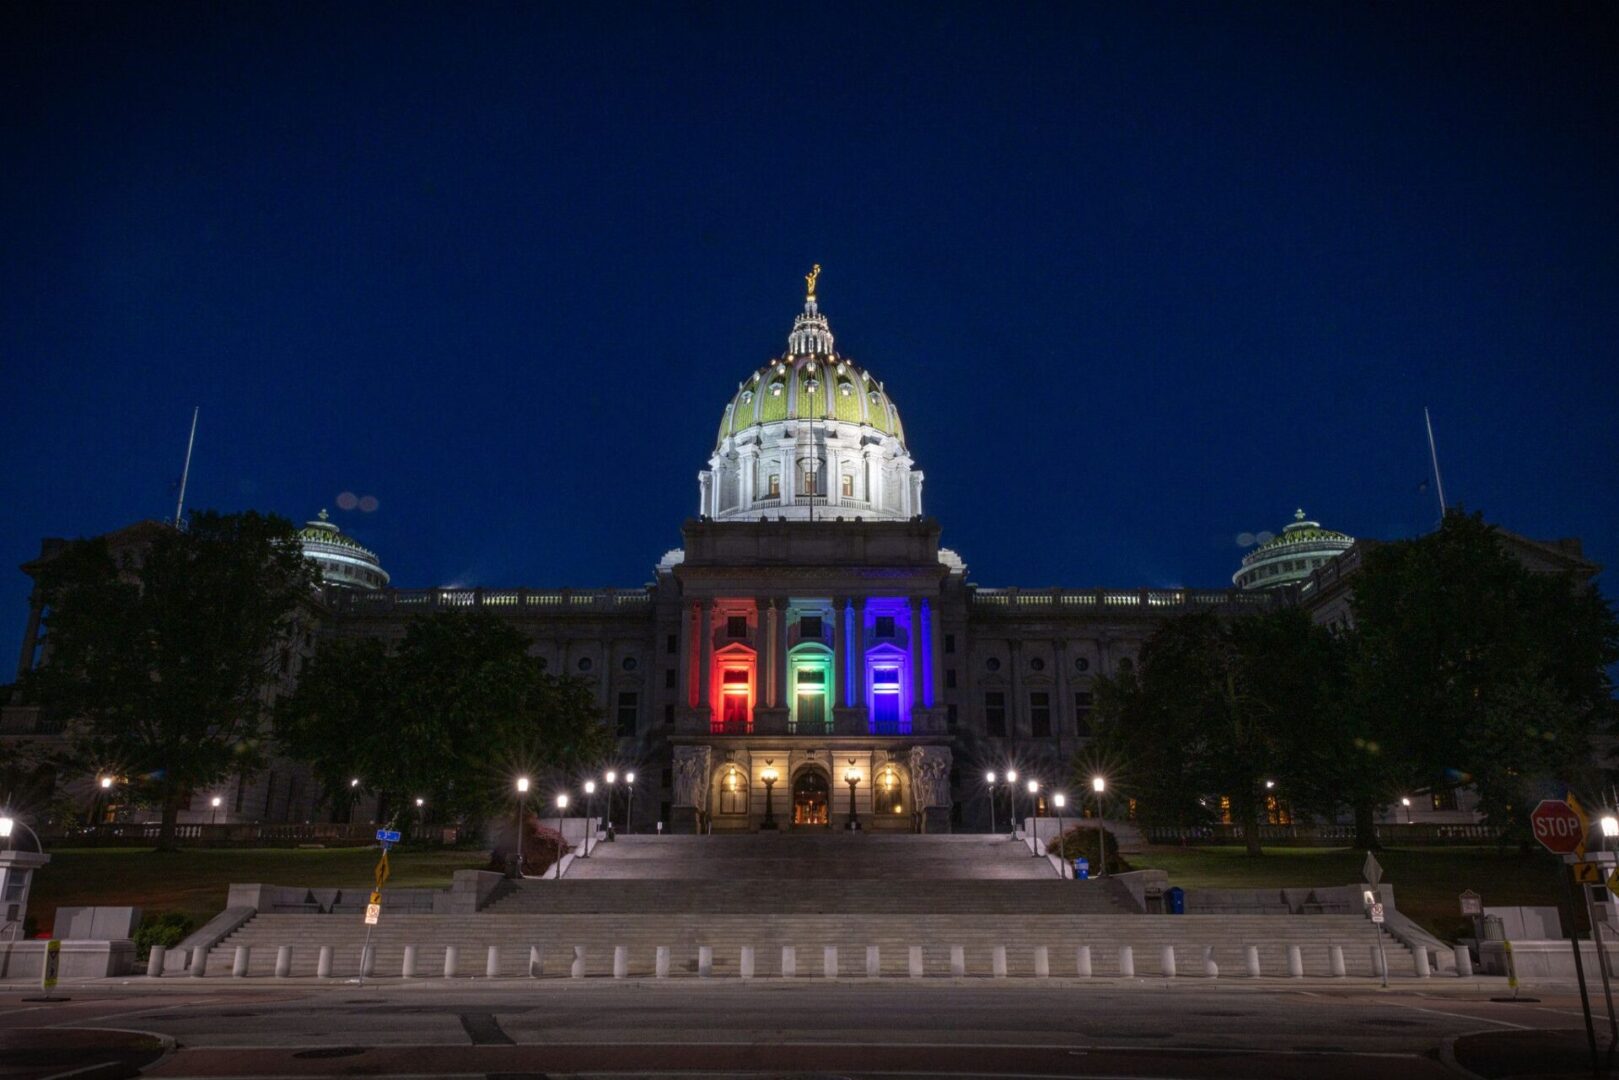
1233;509;1354;590
700;267;922;522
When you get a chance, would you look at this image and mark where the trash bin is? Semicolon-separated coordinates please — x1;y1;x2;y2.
1480;914;1505;941
1166;886;1186;915
1073;857;1090;881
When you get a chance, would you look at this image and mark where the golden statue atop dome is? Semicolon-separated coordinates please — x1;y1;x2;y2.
805;263;822;300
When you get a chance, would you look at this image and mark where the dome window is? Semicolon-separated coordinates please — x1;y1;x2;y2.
868;390;882;405
838;379;854;397
769;380;785;397
804;379;821;395
739;390;754;404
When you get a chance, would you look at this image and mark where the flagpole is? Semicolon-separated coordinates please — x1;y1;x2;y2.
1423;406;1447;520
173;407;199;529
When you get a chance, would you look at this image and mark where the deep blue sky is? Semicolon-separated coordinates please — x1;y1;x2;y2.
4;2;1617;669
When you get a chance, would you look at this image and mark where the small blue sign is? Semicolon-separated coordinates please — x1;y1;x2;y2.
1073;857;1090;881
376;829;401;844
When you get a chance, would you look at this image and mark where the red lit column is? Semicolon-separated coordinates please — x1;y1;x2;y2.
697;600;714;715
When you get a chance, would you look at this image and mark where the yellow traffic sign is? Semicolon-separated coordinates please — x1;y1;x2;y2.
374;849;391;892
1567;792;1592;859
1608;869;1619;899
1574;862;1602;884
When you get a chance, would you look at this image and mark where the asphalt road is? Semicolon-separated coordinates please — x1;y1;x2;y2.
1;979;1612;1079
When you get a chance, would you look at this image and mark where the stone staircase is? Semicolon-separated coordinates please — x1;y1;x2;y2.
197;832;1414;979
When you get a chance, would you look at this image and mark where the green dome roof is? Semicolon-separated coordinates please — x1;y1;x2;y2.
1233;509;1355;590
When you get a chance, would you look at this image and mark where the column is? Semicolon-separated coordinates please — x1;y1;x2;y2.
697;601;714;715
852;597;868;708
699;472;713;518
780;454;795;507
926;599;944;710
908;597;925;721
833;597;849;707
676;604;692;708
740;450;756;509
1008;640;1026;740
1053;638;1071;759
776;601;791;706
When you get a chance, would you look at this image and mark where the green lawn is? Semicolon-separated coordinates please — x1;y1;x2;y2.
26;847;493;934
1129;845;1571;939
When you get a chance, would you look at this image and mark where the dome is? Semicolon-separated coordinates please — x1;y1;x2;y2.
298;510;391;591
700;267;923;522
1233;509;1354;591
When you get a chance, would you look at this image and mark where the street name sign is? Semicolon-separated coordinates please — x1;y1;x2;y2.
1530;799;1585;855
375;829;401;844
1459;890;1482;916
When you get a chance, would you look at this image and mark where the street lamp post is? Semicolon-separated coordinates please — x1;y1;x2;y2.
583;780;597;856
515;776;530;877
210;796;222;826
1400;797;1412;825
760;764;779;830
1053;793;1067;878
1092;776;1107;878
92;775;113;826
1027;779;1041;856
348;777;360;827
554;793;568;879
624;772;636;835
844;764;861;831
1006;769;1019;840
604;771;617;835
985;772;998;836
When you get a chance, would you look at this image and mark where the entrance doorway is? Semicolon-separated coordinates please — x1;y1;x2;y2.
792;770;830;827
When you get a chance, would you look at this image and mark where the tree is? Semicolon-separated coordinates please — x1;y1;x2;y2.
21;511;317;850
1089;608;1345;855
276;612;612;830
1346;510;1618;841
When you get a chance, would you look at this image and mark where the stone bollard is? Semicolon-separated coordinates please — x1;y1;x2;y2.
487;946;500;978
699;945;713;978
740;946;754;980
190;946;208;977
1202;946;1218;979
1329;945;1346;978
1414;947;1431;978
571;946;586;978
992;946;1007;978
529;946;544;977
276;945;292;978
655;946;670;979
950;945;965;977
147;944;166;978
1160;944;1176;978
233;945;250;977
444;944;460;978
403;945;419;978
317;945;333;979
781;945;797;978
360;944;375;978
1034;946;1049;978
1287;944;1303;978
1118;944;1135;977
615;945;630;979
1370;945;1386;978
1245;945;1261;978
866;946;880;979
909;945;923;978
824;946;838;979
1453;944;1474;978
1076;945;1093;978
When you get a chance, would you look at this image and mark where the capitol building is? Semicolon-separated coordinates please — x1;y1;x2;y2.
12;270;1597;834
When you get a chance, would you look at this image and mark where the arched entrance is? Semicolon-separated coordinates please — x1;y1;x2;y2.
792;768;831;827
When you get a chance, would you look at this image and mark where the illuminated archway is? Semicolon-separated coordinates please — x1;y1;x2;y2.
791;765;831;826
709;643;757;734
864;643;911;735
789;644;834;734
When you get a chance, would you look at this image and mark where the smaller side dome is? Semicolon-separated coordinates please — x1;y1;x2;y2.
1233;509;1354;591
297;509;391;591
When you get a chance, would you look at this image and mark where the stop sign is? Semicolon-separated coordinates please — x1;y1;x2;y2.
1530;799;1585;855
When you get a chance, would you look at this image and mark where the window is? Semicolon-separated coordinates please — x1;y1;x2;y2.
719;768;746;814
768;474;780;497
874;615;895;638
1030;657;1045;672
985;657;1001;673
946;703;958;732
577;656;593;672
1074;691;1093;736
616;692;638;737
726;615;747;638
795;667;827;730
874;767;902;816
1075;656;1090;672
800;615;823;640
944;633;956;654
665;668;676;689
985;691;1006;736
621;655;638;671
719;669;750;732
871;666;903;733
803;471;818;495
841;475;854;498
663;704;674;726
945;669;957;689
1431;788;1459;812
665;634;677;655
1030;691;1051;738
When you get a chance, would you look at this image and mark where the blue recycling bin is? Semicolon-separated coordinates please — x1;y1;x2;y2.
1166;886;1186;914
1073;857;1090;880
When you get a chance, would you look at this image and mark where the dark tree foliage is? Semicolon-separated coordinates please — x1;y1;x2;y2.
1089;608;1345;855
276;612;612;829
20;511;317;850
1346;510;1618;843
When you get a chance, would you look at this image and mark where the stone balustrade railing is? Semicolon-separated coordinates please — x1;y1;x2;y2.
970;587;1278;612
326;587;653;614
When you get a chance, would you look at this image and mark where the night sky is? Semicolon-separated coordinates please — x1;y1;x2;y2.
5;2;1617;670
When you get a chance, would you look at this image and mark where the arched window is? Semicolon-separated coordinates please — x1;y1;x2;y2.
874;765;903;817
